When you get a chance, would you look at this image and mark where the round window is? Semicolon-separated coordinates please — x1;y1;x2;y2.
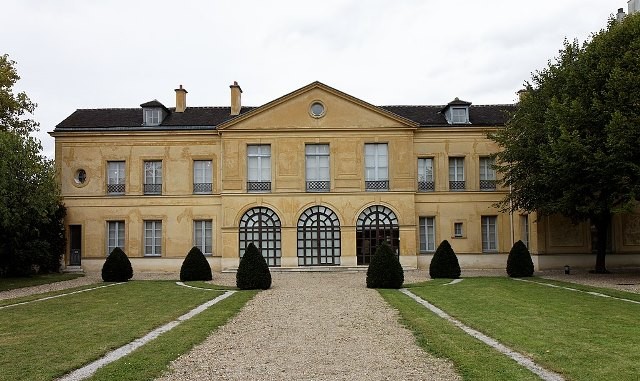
310;102;325;118
74;169;87;184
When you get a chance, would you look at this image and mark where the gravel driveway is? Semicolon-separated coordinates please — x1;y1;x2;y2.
156;272;460;381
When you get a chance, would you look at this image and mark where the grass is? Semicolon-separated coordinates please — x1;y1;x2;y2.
0;273;84;291
0;280;255;381
384;277;640;381
87;289;257;381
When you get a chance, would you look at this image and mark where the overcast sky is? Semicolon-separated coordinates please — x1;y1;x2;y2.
2;0;625;158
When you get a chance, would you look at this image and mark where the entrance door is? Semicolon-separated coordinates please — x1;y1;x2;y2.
69;225;82;266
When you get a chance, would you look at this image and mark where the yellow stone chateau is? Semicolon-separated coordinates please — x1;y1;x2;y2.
51;82;640;272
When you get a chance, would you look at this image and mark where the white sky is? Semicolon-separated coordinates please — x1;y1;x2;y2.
2;0;625;158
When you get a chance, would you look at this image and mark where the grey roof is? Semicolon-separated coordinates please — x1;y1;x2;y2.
54;101;515;131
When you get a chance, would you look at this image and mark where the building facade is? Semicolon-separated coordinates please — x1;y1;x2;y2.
51;82;640;272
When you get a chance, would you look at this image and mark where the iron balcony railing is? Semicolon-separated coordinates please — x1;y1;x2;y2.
449;180;466;191
418;181;435;192
193;182;213;194
247;181;272;192
144;183;162;195
107;183;125;194
365;180;389;191
306;181;330;192
480;179;497;191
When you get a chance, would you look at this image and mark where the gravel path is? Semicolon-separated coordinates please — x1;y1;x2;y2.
156;272;460;381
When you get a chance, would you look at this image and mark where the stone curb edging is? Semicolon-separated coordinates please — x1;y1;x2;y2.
0;282;125;310
57;290;236;381
399;288;565;381
513;278;640;305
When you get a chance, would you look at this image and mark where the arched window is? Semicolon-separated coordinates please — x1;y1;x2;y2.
239;207;281;267
297;206;341;266
356;205;399;265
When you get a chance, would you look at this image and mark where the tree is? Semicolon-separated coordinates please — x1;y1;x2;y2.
236;243;272;290
429;240;461;279
0;54;39;134
490;14;640;273
0;54;64;277
506;240;534;278
366;242;404;289
180;246;213;281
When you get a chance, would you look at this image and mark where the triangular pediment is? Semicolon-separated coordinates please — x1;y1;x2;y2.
217;81;418;132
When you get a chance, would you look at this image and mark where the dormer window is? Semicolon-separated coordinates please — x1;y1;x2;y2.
442;97;471;125
140;99;170;126
144;109;161;126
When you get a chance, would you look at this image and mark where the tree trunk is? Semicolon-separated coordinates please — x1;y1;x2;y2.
593;211;610;274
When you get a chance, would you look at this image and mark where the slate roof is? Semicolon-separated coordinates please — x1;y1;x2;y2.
54;101;515;131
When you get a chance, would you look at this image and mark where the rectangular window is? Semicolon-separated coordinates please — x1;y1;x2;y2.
144;109;161;125
419;217;436;252
247;145;271;192
451;107;468;124
144;161;162;195
144;220;162;256
193;160;213;194
453;222;464;238
107;221;125;256
364;143;389;191
107;161;126;194
479;157;496;190
194;220;213;255
449;157;465;191
521;214;529;248
482;216;498;253
417;158;434;191
305;144;330;192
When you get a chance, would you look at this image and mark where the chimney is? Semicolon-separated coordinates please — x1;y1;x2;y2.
230;81;242;116
175;85;188;113
617;7;626;22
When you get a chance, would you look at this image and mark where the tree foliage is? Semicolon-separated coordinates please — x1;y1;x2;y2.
236;243;272;290
0;54;64;277
490;14;640;273
366;242;404;289
0;54;39;135
180;246;213;281
429;240;461;279
506;240;534;278
102;247;133;282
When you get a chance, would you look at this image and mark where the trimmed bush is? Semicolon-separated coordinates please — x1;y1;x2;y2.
236;243;272;290
101;247;133;282
366;242;404;289
180;246;213;281
506;240;534;277
429;240;461;279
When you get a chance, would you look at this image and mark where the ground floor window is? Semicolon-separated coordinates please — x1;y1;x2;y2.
239;207;281;267
356;205;399;265
194;220;212;255
520;214;529;248
107;221;125;256
419;217;435;252
297;206;341;266
144;220;162;256
481;216;498;253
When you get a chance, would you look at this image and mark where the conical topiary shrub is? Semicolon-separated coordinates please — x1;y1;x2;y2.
429;240;461;279
506;240;534;277
180;246;213;281
236;243;272;290
102;247;133;282
366;242;404;289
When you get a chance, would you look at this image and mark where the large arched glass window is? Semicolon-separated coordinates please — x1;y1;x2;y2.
356;205;399;265
239;207;281;267
297;206;341;266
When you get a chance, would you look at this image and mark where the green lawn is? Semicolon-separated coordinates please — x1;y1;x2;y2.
0;281;255;381
382;277;640;381
0;273;84;292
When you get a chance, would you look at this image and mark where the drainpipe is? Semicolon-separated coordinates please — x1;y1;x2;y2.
509;185;515;247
